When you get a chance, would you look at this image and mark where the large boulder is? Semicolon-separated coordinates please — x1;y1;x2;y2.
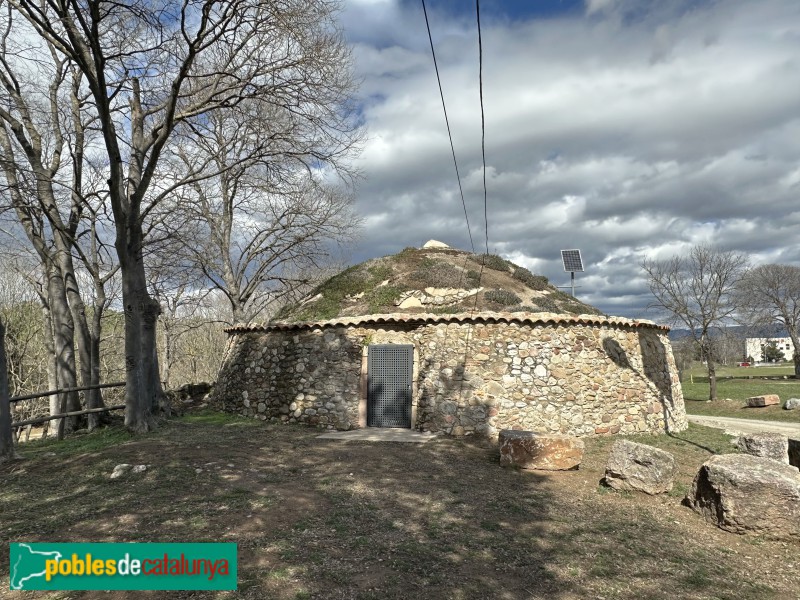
784;398;800;410
746;394;780;407
736;432;789;464
685;454;800;539
499;430;584;471
602;439;677;494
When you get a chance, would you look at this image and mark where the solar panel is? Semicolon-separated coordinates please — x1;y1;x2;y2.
561;249;584;272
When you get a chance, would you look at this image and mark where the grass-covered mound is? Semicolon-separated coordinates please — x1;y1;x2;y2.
278;245;602;322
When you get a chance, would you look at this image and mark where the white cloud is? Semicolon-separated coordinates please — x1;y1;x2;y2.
340;0;800;319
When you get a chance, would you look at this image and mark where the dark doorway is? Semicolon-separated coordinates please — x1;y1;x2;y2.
367;344;413;428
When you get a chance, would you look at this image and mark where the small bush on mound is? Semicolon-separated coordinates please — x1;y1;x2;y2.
475;253;509;272
432;305;462;315
367;286;403;312
485;289;522;306
512;267;549;291
411;260;465;289
533;296;559;313
509;305;537;313
466;269;481;287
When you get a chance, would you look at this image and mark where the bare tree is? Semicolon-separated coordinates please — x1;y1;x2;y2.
0;26;108;430
4;0;362;432
642;245;748;400
736;264;800;377
167;57;361;324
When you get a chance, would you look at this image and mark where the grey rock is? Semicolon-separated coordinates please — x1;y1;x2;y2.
131;464;147;474
685;454;800;540
784;398;800;410
736;432;789;464
602;439;677;494
110;464;132;479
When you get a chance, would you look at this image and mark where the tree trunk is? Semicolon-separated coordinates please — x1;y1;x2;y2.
0;319;19;462
88;295;105;430
46;264;80;433
41;304;59;421
707;359;717;401
700;336;718;401
162;318;172;391
119;223;163;432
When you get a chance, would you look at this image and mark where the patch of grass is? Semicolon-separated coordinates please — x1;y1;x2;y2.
680;369;800;422
683;396;800;422
484;289;522;306
180;409;258;426
21;425;134;457
432;305;462;315
683;566;712;589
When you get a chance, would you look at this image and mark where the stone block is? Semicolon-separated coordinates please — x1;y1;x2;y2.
602;439;677;494
790;439;800;469
746;394;780;407
685;454;800;540
499;430;584;471
736;432;789;464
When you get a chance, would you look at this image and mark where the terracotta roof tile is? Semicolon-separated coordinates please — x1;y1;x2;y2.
224;311;670;334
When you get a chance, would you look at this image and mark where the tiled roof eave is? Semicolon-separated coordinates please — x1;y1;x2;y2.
224;311;670;335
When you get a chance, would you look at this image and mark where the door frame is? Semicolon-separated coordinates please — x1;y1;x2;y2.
359;340;418;429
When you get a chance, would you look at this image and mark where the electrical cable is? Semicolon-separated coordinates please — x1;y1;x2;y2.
421;0;475;254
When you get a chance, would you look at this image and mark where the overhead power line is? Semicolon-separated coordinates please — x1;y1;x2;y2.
476;0;489;257
420;0;475;254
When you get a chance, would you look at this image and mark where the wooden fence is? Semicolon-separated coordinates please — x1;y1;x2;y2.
9;381;126;442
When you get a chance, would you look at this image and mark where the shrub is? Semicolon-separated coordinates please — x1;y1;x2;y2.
509;305;536;313
466;270;481;287
512;267;549;291
484;289;522;306
411;260;465;289
533;296;559;313
475;253;509;272
367;286;402;312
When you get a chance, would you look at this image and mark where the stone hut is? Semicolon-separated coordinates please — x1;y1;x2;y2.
211;244;687;437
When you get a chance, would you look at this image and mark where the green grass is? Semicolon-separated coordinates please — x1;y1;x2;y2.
681;364;800;422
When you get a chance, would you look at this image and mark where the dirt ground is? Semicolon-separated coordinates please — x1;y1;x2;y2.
1;412;798;600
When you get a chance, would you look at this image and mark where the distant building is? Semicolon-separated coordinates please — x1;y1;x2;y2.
745;337;794;362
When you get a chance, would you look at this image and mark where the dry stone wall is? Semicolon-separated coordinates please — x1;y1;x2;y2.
211;314;687;437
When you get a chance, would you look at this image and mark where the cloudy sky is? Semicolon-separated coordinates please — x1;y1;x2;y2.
335;0;800;320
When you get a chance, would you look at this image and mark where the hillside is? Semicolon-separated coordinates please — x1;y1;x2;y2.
277;241;603;322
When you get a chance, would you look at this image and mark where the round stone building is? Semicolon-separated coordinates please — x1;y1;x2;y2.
211;243;687;437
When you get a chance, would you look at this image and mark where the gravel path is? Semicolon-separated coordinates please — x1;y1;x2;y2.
687;414;800;437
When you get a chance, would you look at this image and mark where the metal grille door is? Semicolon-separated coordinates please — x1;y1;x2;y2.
367;344;413;428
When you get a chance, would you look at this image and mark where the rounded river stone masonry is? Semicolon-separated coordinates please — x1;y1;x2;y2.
210;312;688;438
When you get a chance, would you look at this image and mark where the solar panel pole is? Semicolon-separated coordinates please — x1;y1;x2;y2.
560;249;584;299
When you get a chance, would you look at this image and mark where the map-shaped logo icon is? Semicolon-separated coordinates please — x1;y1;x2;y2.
10;543;62;590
